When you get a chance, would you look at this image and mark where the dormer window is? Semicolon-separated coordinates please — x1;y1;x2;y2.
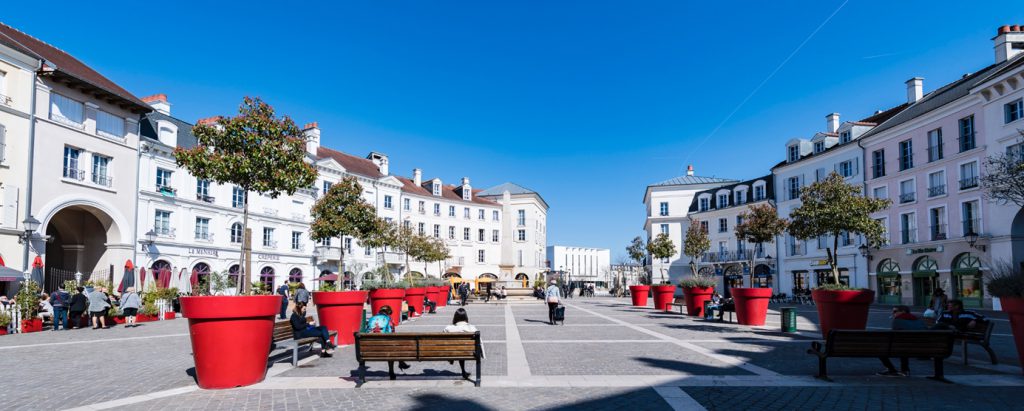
787;145;800;163
839;131;852;144
753;183;766;201
698;197;710;212
813;141;825;154
432;181;441;196
462;187;471;201
734;190;746;205
717;194;729;209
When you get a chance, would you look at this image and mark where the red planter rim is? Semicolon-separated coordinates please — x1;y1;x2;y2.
180;295;281;319
312;290;369;305
811;289;874;304
629;285;651;291
681;286;714;294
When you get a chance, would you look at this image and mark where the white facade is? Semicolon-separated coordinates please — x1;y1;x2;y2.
0;41;39;281
546;245;611;286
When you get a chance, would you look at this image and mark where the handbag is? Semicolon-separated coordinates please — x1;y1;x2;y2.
546;295;559;304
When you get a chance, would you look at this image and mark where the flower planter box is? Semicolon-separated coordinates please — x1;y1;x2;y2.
312;290;368;346
164;312;176;320
112;316;127;325
1000;297;1024;374
405;287;427;318
20;318;42;333
137;314;157;323
629;285;650;307
812;289;875;339
425;286;441;309
180;295;280;389
652;285;677;311
730;287;772;326
682;286;715;317
436;286;450;307
369;288;406;327
0;327;9;335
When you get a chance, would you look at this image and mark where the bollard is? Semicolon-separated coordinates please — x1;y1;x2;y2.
781;307;797;333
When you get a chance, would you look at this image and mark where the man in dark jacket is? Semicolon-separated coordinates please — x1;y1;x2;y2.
50;286;71;331
276;284;289;320
458;282;470;306
68;287;88;329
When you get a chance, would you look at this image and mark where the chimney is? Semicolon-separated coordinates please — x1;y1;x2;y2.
461;177;470;186
413;168;422;186
905;77;923;103
142;94;171;115
303;122;320;156
686;165;694;176
994;25;1024;64
826;113;840;133
367;152;389;175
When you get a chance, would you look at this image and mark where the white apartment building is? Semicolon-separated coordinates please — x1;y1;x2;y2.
644;166;736;283
686;175;775;297
772;109;904;295
479;183;549;284
546;245;611;287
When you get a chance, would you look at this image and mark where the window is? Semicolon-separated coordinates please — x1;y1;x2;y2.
872;186;888;200
900;213;916;244
962;200;980;235
433;224;440;238
718;218;727;233
788;236;803;256
787;145;800;162
263;227;275;247
478;209;485;220
813;141;825;153
230;223;243;243
156;168;173;190
418;201;425;214
449;206;456;217
659;202;669;216
700;221;709;233
840;231;854;247
448;226;455;239
698;197;709;211
365;245;371;256
463;227;470;241
464;207;470;219
291;231;302;250
734;190;746;205
196;179;212;202
927;128;943;162
91;154;111;186
877;217;889;245
872;149;885;178
403;198;411;211
318;237;332;247
477;250;485;263
492;230;499;242
787;176;801;200
660;224;669;234
492;210;499;221
517;229;526;241
232;186;245;208
517;210;526;226
418;222;425;235
839;131;851;144
478;229;485;242
929;207;947;241
433;183;441;196
63;146;83;180
1009;142;1024;163
403;220;410;229
817;235;827;250
753;185;765;201
153;210;173;237
838;160;854;178
195;217;210;240
96;110;125;139
898;140;913;171
1004;98;1023;123
384;195;393;209
344;238;352;253
736;215;744;227
50;93;84;126
959;162;978;189
899;179;915;203
959;115;975;152
433;203;440;216
927;171;945;197
717;194;728;208
322;181;332;195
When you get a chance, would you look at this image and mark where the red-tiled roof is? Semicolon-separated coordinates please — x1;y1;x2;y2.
857;103;910;125
0;22;150;112
393;176;498;206
316;147;384;179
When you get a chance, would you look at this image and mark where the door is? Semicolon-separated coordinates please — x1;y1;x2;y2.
877;275;901;304
912;276;935;307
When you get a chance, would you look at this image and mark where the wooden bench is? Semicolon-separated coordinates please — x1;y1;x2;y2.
272;316;338;366
807;330;955;382
354;331;483;387
955;320;997;365
665;298;686;314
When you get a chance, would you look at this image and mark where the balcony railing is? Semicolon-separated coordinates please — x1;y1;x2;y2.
958;135;976;152
962;218;981;236
92;174;113;187
291;242;303;251
900;228;917;245
195;232;214;242
262;240;278;249
63;167;85;181
157;185;176;196
154;227;176;237
196;194;215;203
700;249;768;263
927;144;943;162
296;187;318;198
959;176;979;190
930;224;947;241
872;164;885;179
263;207;278;216
315;246;340;261
899;192;916;204
927;185;946;197
899;155;913;171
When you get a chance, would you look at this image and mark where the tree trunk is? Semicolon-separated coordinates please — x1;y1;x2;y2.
338;237;345;286
239;189;250;295
830;233;840;285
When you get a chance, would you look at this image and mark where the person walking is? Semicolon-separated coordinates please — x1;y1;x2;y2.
458;282;470;306
119;287;141;328
290;303;335;357
88;286;111;329
69;287;88;329
50;286;71;331
364;305;411;371
545;280;562;325
276;283;290;320
294;283;310;305
443;308;481;379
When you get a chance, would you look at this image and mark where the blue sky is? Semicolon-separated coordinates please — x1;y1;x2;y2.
4;1;1022;260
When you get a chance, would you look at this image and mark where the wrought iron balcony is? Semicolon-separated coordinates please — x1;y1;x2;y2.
959;176;979;190
927;185;945;197
899;192;916;203
930;224;947;241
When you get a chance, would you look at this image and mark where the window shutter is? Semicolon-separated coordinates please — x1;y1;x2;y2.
0;124;5;163
853;157;860;176
1;184;18;228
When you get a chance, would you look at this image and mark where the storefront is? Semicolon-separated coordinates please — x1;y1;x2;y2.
876;259;901;305
752;264;772;288
791;270;809;294
815;269;849;287
952;253;984;308
723;265;742;298
911;256;938;307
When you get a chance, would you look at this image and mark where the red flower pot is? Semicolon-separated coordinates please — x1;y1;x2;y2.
682;286;715;317
164;312;176;320
652;285;677;311
812;289;875;339
20;318;42;333
731;287;772;326
1000;297;1024;374
0;328;7;335
369;288;406;327
629;285;650;307
180;295;280;389
405;287;427;317
436;286;450;307
425;286;441;308
112;316;127;324
312;291;368;346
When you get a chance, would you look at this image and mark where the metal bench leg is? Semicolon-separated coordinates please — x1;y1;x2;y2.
927;358;951;383
292;347;298;366
982;344;998;365
388;361;396;380
899;357;909;374
475;360;482;387
816;357;830;381
358;361;366;387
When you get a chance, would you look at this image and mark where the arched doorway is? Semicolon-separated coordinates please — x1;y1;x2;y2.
193;262;211;294
910;257;937;306
227;264;243;290
752;264;772;288
43;204;122;289
259;266;275;292
288;268;303;284
515;273;529;288
723;265;742;298
151;260;171;290
877;259;902;304
952;253;984;308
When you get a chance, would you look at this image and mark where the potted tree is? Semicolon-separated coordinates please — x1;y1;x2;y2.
309;176;378;346
175;97;318;389
789;172;889;338
681;219;715;317
626;236;651;307
364;269;407;327
987;262;1024;374
648;233;678;311
732;203;788;326
16;279;42;333
0;311;10;335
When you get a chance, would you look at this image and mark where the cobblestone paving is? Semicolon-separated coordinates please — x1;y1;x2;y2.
681;386;1024;410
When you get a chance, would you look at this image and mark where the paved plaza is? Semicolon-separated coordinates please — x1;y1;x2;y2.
0;297;1022;410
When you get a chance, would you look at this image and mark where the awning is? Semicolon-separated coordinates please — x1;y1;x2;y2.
0;265;25;281
911;271;935;278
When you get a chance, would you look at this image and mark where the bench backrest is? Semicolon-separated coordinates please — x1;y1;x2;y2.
272;316;315;342
672;298;685;304
355;332;481;362
826;330;954;358
961;320;994;341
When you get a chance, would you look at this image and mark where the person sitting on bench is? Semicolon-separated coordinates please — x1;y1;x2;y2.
877;305;926;376
443;308;482;379
365;305;411;370
423;296;437;314
933;299;985;332
290;303;335;357
704;293;722;320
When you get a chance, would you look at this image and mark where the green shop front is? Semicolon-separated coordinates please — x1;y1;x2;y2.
911;256;939;307
951;253;984;308
876;259;902;305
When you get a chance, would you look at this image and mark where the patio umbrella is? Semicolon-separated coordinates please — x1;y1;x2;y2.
0;255;5;266
177;268;192;294
313;273;339;281
118;260;135;292
30;255;44;286
139;267;147;290
185;268;197;295
159;268;172;289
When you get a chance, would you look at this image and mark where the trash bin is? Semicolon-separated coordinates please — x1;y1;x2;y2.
781;307;797;333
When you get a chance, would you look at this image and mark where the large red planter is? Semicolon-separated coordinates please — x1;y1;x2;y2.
180;295;280;389
312;290;368;346
1000;297;1024;374
425;286;441;308
112;316;127;324
405;287;427;317
652;285;677;311
436;286;450;307
682;286;715;317
731;287;772;326
164;312;176;320
812;289;875;339
20;318;42;333
629;285;650;307
0;328;7;335
369;288;406;327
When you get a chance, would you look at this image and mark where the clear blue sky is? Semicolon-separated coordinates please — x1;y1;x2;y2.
4;1;1022;260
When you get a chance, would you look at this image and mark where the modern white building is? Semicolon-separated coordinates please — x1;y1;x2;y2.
643;166;736;283
546;245;611;287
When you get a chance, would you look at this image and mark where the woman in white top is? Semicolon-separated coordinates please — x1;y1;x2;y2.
443;308;479;379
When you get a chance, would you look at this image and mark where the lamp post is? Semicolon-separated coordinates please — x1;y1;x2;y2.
140;229;157;252
964;230;986;252
18;216;40;244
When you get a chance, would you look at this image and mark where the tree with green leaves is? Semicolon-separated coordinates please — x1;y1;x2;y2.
647;232;677;284
361;218;400;281
310;176;379;278
981;130;1024;207
626;236;648;284
175;97;317;294
427;237;452;278
392;224;419;278
735;203;788;285
788;172;890;288
682;218;711;280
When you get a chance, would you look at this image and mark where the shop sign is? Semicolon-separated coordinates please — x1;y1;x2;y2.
907;245;943;255
189;248;218;257
256;253;280;261
811;260;829;266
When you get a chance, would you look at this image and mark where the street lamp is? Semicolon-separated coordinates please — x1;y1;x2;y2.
18;216;40;244
964;230;986;252
858;244;872;260
140;229;157;251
